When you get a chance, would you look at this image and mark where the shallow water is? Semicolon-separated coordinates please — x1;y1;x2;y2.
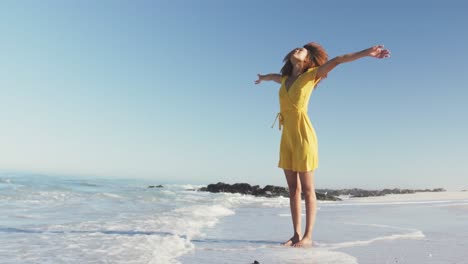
0;173;227;263
179;192;468;263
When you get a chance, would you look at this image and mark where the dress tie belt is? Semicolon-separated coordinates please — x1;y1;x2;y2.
271;109;307;130
271;113;283;130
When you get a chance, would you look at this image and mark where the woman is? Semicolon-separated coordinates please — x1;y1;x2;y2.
254;43;390;247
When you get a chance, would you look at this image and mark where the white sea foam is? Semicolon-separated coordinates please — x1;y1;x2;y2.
210;192;291;208
168;204;235;238
0;228;194;264
321;230;425;250
95;192;123;199
8;214;42;219
1;201;233;264
0;175;239;264
179;184;206;190
315;222;426;250
432;201;468;208
0;178;11;184
343;222;417;231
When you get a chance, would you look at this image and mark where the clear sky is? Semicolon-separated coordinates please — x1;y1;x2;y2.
1;1;467;190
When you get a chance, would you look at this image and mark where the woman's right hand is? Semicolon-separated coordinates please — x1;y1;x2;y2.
255;73;282;84
254;74;264;84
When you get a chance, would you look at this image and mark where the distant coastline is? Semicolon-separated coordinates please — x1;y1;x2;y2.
187;182;447;201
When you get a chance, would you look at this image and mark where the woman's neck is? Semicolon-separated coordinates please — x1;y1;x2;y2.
291;62;306;77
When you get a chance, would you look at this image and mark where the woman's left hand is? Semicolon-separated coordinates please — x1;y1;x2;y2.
367;45;391;59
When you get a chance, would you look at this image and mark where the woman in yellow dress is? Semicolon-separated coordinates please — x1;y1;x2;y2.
255;43;390;247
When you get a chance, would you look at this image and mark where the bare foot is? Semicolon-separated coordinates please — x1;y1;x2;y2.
293;236;312;248
282;234;301;246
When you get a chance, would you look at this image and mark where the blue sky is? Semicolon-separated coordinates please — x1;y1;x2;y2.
1;1;467;190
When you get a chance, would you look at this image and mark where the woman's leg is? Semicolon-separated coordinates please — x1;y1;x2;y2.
294;170;316;247
282;169;302;246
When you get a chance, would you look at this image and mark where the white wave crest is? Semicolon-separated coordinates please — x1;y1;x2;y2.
321;230;425;250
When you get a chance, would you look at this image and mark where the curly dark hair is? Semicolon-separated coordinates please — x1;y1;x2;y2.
280;42;328;76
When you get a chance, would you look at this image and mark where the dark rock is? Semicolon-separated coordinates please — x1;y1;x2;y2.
205;182;253;194
198;182;341;201
263;185;289;197
198;183;446;200
206;182;230;193
251;185;265;196
148;185;164;188
232;183;253;194
315;192;341;201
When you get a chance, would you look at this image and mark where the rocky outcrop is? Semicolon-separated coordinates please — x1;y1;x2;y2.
198;183;447;200
198;182;341;201
148;185;164;188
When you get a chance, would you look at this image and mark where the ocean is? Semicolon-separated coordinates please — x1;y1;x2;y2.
1;172;467;264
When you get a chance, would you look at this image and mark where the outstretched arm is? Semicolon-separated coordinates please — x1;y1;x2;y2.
316;45;390;80
255;73;281;84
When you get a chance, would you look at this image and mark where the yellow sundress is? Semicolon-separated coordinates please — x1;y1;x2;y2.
272;67;320;172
